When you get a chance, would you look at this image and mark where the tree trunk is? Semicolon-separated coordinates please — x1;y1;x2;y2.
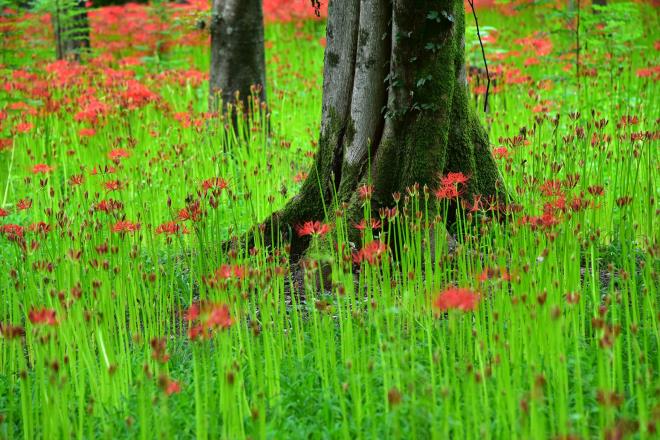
53;0;90;61
209;0;267;114
263;0;505;256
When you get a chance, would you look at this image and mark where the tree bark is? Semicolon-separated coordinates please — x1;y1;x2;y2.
53;0;90;61
262;0;505;257
209;0;267;114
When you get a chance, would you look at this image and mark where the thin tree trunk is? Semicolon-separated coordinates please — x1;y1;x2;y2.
209;0;267;115
262;0;505;257
53;0;90;61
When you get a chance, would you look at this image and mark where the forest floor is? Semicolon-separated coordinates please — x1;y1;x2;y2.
0;1;658;439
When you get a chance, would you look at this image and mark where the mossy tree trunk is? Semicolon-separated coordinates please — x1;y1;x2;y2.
264;0;505;256
209;0;267;114
53;0;90;61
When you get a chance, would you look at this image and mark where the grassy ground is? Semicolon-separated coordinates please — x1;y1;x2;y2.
0;1;658;439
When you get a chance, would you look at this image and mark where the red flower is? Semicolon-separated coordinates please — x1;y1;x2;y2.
186;301;234;340
0;207;9;217
32;164;53;174
156;221;188;235
69;174;85;186
164;379;181;396
434;185;460;200
440;172;469;187
354;218;381;231
353;240;388;265
158;374;181;396
201;177;229;194
1;224;24;241
433;287;480;312
206;304;234;329
95;199;123;213
493;147;509;159
16;198;32;211
103;180;122;192
28;307;58;326
108;148;131;162
28;222;51;235
296;221;331;237
79;128;96;137
15;122;33;133
112;220;140;234
358;184;373;201
177;201;204;222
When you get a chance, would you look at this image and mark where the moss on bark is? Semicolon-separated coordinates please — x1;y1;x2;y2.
253;0;506;260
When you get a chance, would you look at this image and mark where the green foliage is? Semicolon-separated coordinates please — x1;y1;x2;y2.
582;2;643;56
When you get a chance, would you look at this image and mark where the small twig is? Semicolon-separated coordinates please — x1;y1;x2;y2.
467;0;490;113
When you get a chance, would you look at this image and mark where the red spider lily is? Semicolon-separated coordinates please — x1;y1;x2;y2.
296;221;331;237
515;34;553;56
16;198;32;211
435;172;469;200
155;221;188;235
173;112;191;128
28;307;58;326
95;199;124;213
15;122;33;133
205;264;247;289
0;139;12;151
214;264;246;280
201;177;229;194
520;212;559;230
186;301;234;340
1;224;24;241
358;184;373;201
0;208;9;217
539;180;563;197
79;128;96;137
492;147;509;159
32;164;53;174
103;180;123;191
111;220;140;234
434;184;460;200
75;96;109;123
177;201;204;222
158;374;181;396
108;148;131;162
635;66;660;81
121;80;158;109
433;287;480;312
28;222;51;236
293;171;308;183
69;174;85;186
440;172;469;187
354;218;381;231
353;240;388;265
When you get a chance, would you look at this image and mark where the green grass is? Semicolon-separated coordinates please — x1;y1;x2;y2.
0;2;658;439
